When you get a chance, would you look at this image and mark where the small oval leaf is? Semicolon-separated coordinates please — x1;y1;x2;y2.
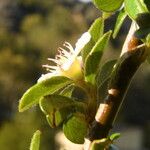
85;31;112;85
19;76;72;112
109;133;121;141
63;113;88;144
40;95;87;127
146;33;150;47
96;60;116;86
82;18;104;62
40;95;75;115
146;35;150;65
113;9;127;38
46;106;74;128
89;18;104;43
59;84;75;97
90;138;111;150
125;0;148;19
30;130;41;150
93;0;124;12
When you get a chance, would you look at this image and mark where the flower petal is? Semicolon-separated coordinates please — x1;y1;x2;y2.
74;32;91;54
38;72;59;83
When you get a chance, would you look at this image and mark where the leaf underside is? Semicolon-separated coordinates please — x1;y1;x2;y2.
19;76;72;112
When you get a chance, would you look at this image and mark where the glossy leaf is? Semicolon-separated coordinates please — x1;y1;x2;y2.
109;133;121;141
30;130;41;150
146;33;150;47
63;113;88;144
58;84;75;97
39;95;75;115
19;76;72;112
89;18;104;42
46;107;74;128
90;138;111;150
113;9;127;38
125;0;148;19
40;95;75;127
102;12;114;19
40;95;87;127
93;0;124;12
97;59;116;102
96;60;116;86
82;18;104;62
146;34;150;63
72;86;87;102
85;31;112;85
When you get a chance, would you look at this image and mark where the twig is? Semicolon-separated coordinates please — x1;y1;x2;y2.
121;21;138;55
83;22;148;150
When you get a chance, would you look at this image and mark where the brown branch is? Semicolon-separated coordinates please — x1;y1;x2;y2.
83;22;148;150
121;22;138;55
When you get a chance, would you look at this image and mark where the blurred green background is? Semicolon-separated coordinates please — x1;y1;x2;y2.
0;0;149;150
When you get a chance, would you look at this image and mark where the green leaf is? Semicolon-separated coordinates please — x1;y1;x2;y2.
146;34;150;63
82;40;95;63
125;0;148;20
82;18;104;62
102;12;114;19
40;95;87;127
89;18;104;42
109;133;121;141
46;107;74;128
97;60;116;102
30;130;41;150
96;60;117;86
93;0;124;12
63;113;88;144
40;95;75;127
59;84;75;97
40;95;75;115
46;115;55;128
72;86;87;102
91;138;111;150
113;9;127;38
85;31;112;85
146;33;150;47
19;76;72;112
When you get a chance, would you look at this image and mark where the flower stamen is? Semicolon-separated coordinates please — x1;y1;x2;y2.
47;58;59;64
38;32;91;83
63;42;74;53
42;65;57;69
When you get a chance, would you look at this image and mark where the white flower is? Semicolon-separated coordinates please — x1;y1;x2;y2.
38;32;91;82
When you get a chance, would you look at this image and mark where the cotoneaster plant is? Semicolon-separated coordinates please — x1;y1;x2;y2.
19;0;150;150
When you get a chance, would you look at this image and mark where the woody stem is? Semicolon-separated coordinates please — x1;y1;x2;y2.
83;22;148;150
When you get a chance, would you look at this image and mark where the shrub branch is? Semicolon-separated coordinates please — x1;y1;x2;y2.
83;22;148;150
